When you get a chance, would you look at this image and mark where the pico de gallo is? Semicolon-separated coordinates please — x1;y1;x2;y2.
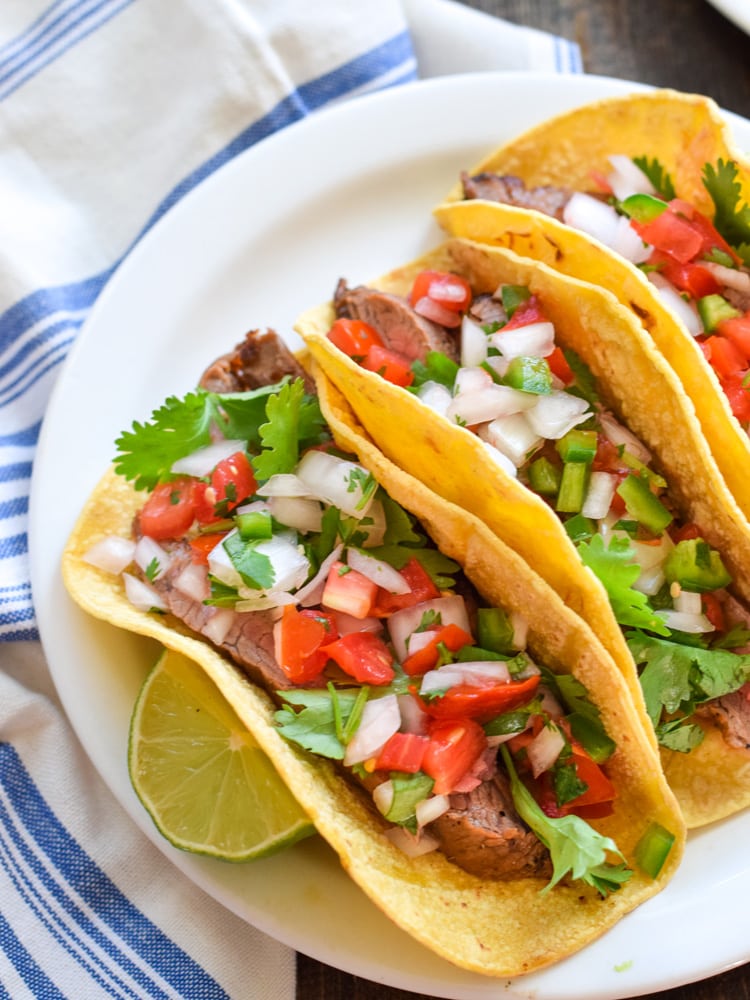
81;368;663;892
325;270;750;755
562;155;750;430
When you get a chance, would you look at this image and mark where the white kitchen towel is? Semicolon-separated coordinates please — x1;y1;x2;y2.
0;2;580;997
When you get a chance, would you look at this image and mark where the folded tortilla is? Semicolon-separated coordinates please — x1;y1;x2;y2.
298;236;750;828
435;88;750;525
62;358;684;978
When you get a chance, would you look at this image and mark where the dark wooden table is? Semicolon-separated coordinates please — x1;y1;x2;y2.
297;2;750;998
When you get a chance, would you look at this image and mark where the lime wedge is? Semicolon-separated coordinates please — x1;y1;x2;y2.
128;648;315;861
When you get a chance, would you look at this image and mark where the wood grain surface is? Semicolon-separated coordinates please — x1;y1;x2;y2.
297;2;750;997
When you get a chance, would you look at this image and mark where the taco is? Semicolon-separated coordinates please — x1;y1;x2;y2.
62;329;683;977
434;88;750;524
297;237;750;829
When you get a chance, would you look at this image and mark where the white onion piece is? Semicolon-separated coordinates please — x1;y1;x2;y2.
207;533;243;588
417;381;452;417
648;272;703;336
384;826;440;857
527;724;566;778
582;471;617;520
235;499;271;515
413;295;462;328
606;154;657;200
631;534;673;572
674;590;703;615
202;607;236;645
448;385;536;426
373;780;394;817
611;215;653;264
171;439;246;478
416;794;450;828
420;660;511;696
563;192;621;246
461;315;489;367
525;391;590;440
123;572;166;612
296;451;375;518
598;410;653;465
479;439;518;478
343;694;400;766
254;535;309;593
83;536;135;574
256;474;310;498
455;365;492;395
655;609;715;634
334;611;382;635
510;611;529;652
483;354;511;379
538;684;565;720
478;412;542;467
268;496;323;534
360;499;387;548
387;596;471;662
234;593;296;613
173;562;210;602
489;321;556;359
295;543;344;607
398;693;428;735
634;564;666;597
347;548;411;594
702;261;750;294
134;536;171;580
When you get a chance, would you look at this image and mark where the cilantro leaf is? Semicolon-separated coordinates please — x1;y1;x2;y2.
561;348;599;405
500;746;632;896
409;351;459;390
274;689;360;759
252;380;326;482
577;534;670;635
221;533;275;590
538;665;615;762
703;159;750;264
633;156;676;200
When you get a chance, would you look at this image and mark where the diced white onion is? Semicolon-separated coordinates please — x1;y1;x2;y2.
397;693;429;735
173;562;210;602
454;365;492;395
648;272;703;336
334;611;382;635
295;543;344;607
417;381;452;417
202;607;236;644
347;548;411;594
253;535;310;593
234;592;298;613
525;391;590;440
490;321;556;359
359;498;387;548
461;315;489;367
413;295;462;328
582;471;617;520
480;439;519;477
611;215;653;265
598;410;653;465
296;451;375;518
384;826;440;857
83;535;135;575
634;564;666;596
702;262;750;294
420;660;511;696
268;496;323;534
122;572;167;612
448;384;536;426
134;536;171;580
256;474;310;498
387;596;471;662
538;684;565;720
477;412;542;467
606;155;657;200
631;534;673;572
654;609;715;634
405;630;436;657
510;611;529;652
344;694;401;766
373;780;394;817
674;590;703;615
563;192;622;247
171;439;246;478
526;724;566;778
416;794;450;828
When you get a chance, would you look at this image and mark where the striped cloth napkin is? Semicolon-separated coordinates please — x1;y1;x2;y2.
0;2;580;997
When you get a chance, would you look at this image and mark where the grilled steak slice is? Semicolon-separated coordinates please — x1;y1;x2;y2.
430;770;552;880
699;689;750;749
461;171;572;222
468;292;507;328
334;279;459;362
200;328;314;393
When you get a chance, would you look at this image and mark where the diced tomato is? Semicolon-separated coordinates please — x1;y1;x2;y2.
592;435;627;474
650;252;722;299
138;478;197;540
189;531;229;565
322;631;395;685
634;208;704;263
718;310;750;362
371;557;440;616
702;592;726;632
670;521;703;543
703;335;746;379
501;294;548;331
426;673;541;723
422;718;487;795
194;451;256;524
589;169;613;195
546;345;574;384
321;561;378;619
374;731;429;773
721;371;750;423
327;318;384;358
362;344;415;387
564;746;616;813
409;270;472;313
277;605;331;684
401;623;474;677
669;199;740;263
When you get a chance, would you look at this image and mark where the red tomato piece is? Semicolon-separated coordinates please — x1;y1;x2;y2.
277;605;333;684
138;478;197;540
564;746;616;813
718;310;750;362
704;335;746;379
322;631;395;685
634;208;704;263
374;732;429;773
372;557;441;616
194;451;256;524
702;592;726;632
321;562;378;619
670;521;703;543
401;623;474;677
546;345;574;384
409;270;472;312
362;344;415;387
426;673;541;723
650;252;722;299
721;372;750;423
189;531;229;565
501;294;548;331
327;318;384;358
422;718;487;795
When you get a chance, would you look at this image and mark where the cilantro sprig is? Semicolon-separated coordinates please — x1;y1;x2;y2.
703;159;750;266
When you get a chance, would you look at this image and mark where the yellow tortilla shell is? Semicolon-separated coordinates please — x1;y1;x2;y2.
437;88;750;524
298;237;750;827
62;361;684;977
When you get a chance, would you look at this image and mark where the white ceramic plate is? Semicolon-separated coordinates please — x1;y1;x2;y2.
30;71;750;999
706;0;750;35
